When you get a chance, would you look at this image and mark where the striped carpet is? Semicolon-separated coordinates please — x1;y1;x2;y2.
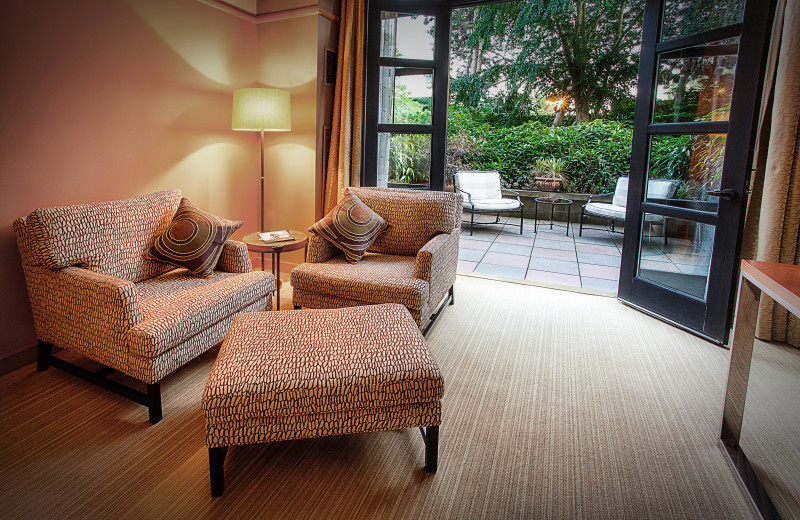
0;274;774;519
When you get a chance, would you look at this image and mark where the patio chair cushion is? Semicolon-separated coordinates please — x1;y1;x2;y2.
309;190;389;264
468;198;521;211
612;177;629;207
584;202;626;220
145;198;242;278
291;253;429;311
454;171;503;201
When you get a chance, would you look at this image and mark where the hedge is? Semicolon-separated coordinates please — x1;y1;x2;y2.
446;108;692;194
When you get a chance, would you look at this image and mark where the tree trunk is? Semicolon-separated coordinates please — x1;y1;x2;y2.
575;98;591;123
553;109;565;127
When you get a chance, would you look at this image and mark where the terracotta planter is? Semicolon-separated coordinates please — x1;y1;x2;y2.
533;177;563;192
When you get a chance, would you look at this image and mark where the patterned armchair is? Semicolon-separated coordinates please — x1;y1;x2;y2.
291;187;462;333
14;189;275;423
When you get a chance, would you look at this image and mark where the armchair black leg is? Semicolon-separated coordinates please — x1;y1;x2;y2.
209;446;228;497
519;207;524;234
423;425;439;472
147;383;162;424
37;341;52;372
579;209;585;237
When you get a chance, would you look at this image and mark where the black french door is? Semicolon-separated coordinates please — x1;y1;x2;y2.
363;0;451;191
618;0;776;344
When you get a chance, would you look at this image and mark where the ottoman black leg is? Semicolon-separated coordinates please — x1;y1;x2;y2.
422;425;439;473
209;446;228;497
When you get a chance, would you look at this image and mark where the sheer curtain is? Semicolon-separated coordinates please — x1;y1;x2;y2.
322;0;367;213
742;0;800;345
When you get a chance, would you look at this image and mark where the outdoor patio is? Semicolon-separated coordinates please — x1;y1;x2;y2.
457;213;713;295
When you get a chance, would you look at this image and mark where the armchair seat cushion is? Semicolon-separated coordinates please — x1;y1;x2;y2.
291;253;428;311
128;269;275;358
466;198;521;211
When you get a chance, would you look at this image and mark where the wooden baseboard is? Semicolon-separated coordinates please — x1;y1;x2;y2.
0;343;38;377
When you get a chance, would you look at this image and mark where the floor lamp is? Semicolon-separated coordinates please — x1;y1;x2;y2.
232;88;292;234
232;88;291;269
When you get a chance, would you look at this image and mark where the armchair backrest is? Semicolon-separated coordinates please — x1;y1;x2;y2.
347;187;462;256
454;171;503;200
14;189;182;283
611;177;678;208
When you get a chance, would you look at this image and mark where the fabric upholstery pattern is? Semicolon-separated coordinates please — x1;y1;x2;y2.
305;234;340;263
21;189;182;283
216;240;252;273
348;187;461;256
291;253;427;310
145;198;242;278
202;304;443;448
14;191;276;388
309;191;389;263
292;187;461;330
129;269;275;358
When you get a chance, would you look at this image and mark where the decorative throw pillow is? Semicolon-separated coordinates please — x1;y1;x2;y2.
309;190;390;263
145;198;241;278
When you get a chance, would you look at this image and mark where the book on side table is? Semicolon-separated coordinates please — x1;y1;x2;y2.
258;230;294;244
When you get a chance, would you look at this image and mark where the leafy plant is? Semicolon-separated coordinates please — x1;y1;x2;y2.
532;158;568;180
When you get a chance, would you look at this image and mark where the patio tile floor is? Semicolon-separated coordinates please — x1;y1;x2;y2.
458;212;713;295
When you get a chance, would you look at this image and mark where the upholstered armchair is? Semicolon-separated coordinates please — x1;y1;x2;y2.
14;189;275;423
291;187;462;333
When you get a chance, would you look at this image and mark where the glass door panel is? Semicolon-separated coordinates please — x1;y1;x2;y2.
378;68;433;125
380;12;435;60
378;132;431;188
661;0;745;40
618;0;775;344
636;215;714;300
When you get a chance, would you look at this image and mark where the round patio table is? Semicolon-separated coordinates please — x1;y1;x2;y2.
534;197;573;236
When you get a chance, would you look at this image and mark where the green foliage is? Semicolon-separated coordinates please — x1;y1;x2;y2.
450;0;644;123
532;158;568;180
446;106;692;193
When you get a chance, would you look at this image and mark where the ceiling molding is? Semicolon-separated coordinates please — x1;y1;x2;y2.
198;0;339;24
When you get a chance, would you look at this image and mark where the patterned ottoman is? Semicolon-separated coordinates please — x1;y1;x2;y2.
202;303;444;496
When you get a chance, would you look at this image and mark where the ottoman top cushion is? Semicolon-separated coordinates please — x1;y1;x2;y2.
202;304;443;425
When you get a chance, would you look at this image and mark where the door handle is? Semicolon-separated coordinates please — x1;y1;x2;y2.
706;189;736;201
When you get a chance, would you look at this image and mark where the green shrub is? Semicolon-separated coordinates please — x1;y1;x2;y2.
446;107;692;193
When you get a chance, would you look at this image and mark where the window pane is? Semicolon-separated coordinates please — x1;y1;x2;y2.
380;12;435;60
377;133;431;188
661;0;744;41
637;214;714;300
379;67;433;124
648;134;726;208
654;39;738;124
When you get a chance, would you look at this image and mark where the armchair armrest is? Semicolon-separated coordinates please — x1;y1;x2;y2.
32;266;142;351
415;226;460;306
500;182;522;203
306;234;340;263
216;240;252;273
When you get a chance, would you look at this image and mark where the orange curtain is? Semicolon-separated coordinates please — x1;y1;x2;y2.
742;0;800;345
323;0;367;213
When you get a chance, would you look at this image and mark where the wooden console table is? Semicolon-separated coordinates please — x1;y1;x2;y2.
721;260;800;519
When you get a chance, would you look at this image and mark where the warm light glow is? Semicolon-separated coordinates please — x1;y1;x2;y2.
545;97;569;111
232;88;292;131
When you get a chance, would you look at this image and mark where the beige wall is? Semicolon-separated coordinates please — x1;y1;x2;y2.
0;0;263;368
256;13;322;266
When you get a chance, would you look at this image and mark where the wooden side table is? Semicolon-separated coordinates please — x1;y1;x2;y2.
721;260;800;519
243;231;308;310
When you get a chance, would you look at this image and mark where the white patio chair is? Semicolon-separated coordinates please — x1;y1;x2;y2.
454;171;524;235
579;176;679;243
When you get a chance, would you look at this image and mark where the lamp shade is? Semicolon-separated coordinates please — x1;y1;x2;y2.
232;88;291;131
